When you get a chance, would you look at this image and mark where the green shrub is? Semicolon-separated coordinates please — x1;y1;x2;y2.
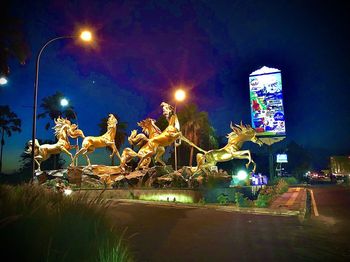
234;192;253;207
275;179;289;194
284;177;298;185
217;193;229;205
0;184;132;261
254;179;290;208
255;193;273;208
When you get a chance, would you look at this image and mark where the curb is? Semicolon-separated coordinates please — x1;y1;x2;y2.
108;198;302;217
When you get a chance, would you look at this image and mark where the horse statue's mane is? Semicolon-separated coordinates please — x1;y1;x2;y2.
227;122;255;141
138;118;161;136
53;117;70;139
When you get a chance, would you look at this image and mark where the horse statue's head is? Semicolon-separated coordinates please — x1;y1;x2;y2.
138;118;161;136
228;122;263;146
53;117;72;139
68;123;85;138
107;114;118;129
160;102;175;120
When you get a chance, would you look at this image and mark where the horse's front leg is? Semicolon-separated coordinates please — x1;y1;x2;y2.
60;147;74;166
136;151;153;170
109;143;121;161
232;150;254;169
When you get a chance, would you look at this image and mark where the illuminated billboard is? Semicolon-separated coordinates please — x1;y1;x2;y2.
249;66;286;136
276;154;288;163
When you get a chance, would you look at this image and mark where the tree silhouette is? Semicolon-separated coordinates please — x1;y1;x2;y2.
37;91;76;130
0;105;21;173
98;114;128;166
0;2;30;76
179;104;210;166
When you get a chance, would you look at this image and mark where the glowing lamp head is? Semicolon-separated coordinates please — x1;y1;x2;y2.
80;30;92;42
174;89;186;102
237;170;248;180
60;98;69;107
0;77;8;85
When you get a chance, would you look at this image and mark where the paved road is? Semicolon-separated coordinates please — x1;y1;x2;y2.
107;185;350;262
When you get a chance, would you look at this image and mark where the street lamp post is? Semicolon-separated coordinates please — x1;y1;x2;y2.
60;98;79;166
31;31;92;181
173;88;186;171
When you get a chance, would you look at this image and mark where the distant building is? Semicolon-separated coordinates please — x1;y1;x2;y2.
330;156;350;176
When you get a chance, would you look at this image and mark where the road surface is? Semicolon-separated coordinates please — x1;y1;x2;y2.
106;185;350;261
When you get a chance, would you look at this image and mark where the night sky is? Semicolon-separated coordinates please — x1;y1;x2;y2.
1;0;349;173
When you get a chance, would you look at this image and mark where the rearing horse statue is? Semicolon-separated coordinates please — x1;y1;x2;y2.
190;122;263;175
26;117;85;171
120;102;181;170
127;118;166;167
73;114;121;166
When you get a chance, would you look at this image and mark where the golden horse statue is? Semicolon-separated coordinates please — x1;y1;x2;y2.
190;122;263;175
73;114;121;166
120;102;181;170
127;118;166;167
26;117;85;171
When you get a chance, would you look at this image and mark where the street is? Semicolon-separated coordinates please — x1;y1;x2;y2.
107;185;350;262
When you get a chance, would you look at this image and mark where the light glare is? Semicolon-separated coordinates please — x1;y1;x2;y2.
0;77;8;85
64;189;72;196
60;98;69;107
174;89;186;102
80;31;92;42
237;170;248;180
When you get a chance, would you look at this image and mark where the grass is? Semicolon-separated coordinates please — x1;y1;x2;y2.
0;184;132;261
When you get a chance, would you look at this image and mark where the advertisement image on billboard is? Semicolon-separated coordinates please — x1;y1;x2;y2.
249;66;286;136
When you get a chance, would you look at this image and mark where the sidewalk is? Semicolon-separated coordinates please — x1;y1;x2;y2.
269;187;308;219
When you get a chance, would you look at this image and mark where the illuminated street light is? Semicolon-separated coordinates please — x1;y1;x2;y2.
80;30;92;42
31;30;93;180
173;87;187;171
60;98;69;107
0;77;8;85
174;89;186;102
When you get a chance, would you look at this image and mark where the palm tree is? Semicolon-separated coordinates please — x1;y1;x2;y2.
0;2;30;76
0;105;21;173
178;104;212;166
98;114;128;166
37;91;76;130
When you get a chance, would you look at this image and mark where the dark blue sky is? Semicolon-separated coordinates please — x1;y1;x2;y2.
1;0;349;172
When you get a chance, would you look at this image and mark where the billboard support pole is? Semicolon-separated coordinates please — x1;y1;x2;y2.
269;145;274;181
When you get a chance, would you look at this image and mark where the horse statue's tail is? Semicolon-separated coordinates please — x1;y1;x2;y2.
25;139;40;156
128;130;148;147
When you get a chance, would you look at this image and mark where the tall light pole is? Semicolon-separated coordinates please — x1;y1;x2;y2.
174;88;186;171
31;30;92;180
60;98;79;166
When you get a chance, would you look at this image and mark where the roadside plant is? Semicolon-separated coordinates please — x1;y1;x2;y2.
0;184;132;261
198;197;206;205
217;193;229;205
235;192;253;207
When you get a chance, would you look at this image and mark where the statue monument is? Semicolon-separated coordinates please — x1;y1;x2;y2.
28;103;263;188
